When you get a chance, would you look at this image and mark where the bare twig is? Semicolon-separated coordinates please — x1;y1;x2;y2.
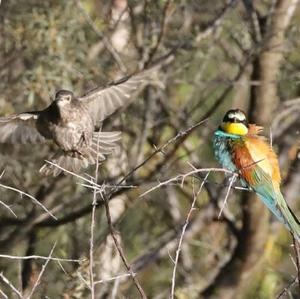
75;0;127;73
144;0;171;67
0;288;8;299
0;182;56;220
80;182;137;192
170;173;210;298
218;174;238;219
26;243;56;299
0;199;17;218
100;189;148;299
78;272;92;291
94;272;133;285
45;160;130;193
89;135;102;299
35;120;208;229
117;119;208;188
0;254;80;263
276;275;297;298
0;171;17;217
0;272;22;298
195;0;238;44
140;167;234;198
111;278;120;299
242;0;262;43
44;160;98;186
56;260;69;275
292;235;300;298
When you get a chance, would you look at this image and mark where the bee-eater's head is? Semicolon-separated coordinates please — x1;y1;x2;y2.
220;109;248;135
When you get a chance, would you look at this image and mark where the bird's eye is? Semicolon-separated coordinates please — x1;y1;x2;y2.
65;95;72;102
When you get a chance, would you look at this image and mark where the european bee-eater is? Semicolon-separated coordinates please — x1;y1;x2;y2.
213;109;300;242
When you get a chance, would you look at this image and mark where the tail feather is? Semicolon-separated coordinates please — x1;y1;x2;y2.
40;131;121;176
39;150;98;176
276;192;300;243
257;191;300;242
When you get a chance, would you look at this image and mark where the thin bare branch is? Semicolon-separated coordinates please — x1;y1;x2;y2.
276;276;297;298
78;272;92;291
0;199;17;218
117;119;209;188
0;254;80;263
0;271;22;298
75;0;127;73
100;189;148;299
195;0;238;44
0;182;56;220
89;134;103;299
218;174;238;219
140;168;234;198
0;288;8;299
94;272;133;285
80;182;137;192
292;235;300;298
44;160;97;185
26;243;56;299
170;173;210;298
144;0;171;67
111;278;120;299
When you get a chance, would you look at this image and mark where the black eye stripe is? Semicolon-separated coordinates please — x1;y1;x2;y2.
223;116;248;126
223;115;247;122
232;117;245;123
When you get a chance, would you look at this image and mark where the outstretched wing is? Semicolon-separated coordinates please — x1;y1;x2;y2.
0;112;45;143
78;69;154;123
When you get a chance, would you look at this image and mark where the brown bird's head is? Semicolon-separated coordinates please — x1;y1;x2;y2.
55;90;74;107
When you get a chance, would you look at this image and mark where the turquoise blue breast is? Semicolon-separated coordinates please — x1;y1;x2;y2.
213;129;240;173
213;129;248;187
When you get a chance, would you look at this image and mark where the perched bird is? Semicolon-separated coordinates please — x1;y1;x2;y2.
0;71;152;176
213;109;300;242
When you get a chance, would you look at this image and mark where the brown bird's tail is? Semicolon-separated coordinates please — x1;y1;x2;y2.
39;131;121;176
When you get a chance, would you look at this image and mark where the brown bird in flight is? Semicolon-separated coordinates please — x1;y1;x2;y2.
0;70;153;176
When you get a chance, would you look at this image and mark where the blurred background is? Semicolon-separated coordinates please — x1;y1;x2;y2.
1;0;300;298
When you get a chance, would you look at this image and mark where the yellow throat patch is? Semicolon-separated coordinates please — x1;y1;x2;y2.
221;122;248;135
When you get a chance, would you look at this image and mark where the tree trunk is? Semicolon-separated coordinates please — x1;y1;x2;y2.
249;0;299;125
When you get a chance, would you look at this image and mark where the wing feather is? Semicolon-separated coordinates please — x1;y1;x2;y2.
40;131;121;176
233;138;285;222
0;112;45;144
78;69;154;123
